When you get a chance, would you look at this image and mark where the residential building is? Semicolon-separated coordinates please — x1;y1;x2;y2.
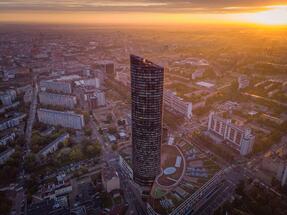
96;90;106;107
39;91;77;109
101;165;120;193
131;55;164;192
38;133;69;157
74;78;100;89
261;156;287;187
94;61;115;79
0;113;26;131
115;71;130;87
0;89;17;106
37;108;85;130
196;81;215;89
40;80;72;94
27;199;70;215
238;75;250;89
192;68;205;80
0;132;16;146
0;148;15;165
164;90;192;119
207;111;255;156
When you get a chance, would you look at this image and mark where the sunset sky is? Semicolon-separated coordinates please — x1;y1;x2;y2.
0;0;287;26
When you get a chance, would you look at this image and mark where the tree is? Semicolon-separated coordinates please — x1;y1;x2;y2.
83;111;90;123
69;148;83;162
0;192;12;215
112;144;118;151
24;153;37;172
106;114;113;123
108;126;117;134
98;128;104;135
84;127;92;136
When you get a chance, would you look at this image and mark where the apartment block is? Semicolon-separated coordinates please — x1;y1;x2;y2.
207;111;255;156
40;80;72;94
38;133;69;157
0;113;26;131
39;91;77;109
164;90;192;119
0;148;15;165
37;108;85;130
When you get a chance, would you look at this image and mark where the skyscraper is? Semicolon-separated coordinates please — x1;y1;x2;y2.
130;55;164;193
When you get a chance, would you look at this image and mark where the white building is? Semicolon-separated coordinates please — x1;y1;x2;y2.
0;89;17;106
238;75;250;89
96;91;106;107
115;71;130;87
164;90;192;119
192;68;205;80
40;80;72;94
196;81;215;89
207;112;255;156
38;133;69;157
0;113;26;131
39;92;77;109
102;165;120;193
37;109;85;130
0;148;15;165
0;132;16;146
74;78;100;89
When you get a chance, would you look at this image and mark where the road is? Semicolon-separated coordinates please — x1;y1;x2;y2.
90;118;147;214
184;136;229;168
243;92;287;107
24;75;38;152
114;160;148;215
193;181;235;215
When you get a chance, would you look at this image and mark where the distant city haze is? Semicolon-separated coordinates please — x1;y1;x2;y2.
0;0;287;26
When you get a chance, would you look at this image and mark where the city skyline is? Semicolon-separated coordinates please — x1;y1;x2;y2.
0;3;287;214
0;0;287;25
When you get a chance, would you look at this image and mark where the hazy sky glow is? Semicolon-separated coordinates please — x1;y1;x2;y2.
0;0;287;26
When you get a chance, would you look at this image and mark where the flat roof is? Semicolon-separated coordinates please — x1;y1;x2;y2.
196;81;215;88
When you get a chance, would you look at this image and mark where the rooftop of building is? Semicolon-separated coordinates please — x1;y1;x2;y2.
130;54;163;70
102;165;119;181
38;132;69;155
0;147;14;158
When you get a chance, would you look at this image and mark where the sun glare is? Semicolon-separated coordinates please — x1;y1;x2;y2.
240;6;287;25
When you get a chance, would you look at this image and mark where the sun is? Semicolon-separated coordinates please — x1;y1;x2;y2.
241;6;287;25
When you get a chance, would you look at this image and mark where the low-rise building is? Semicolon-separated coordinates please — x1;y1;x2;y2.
207;111;255;156
37;108;85;130
192;68;205;80
0;89;17;106
0;113;26;131
115;71;130;87
74;78;100;89
96;91;106;107
38;133;69;157
101;165;120;193
164;90;192;119
0;148;15;165
238;75;250;89
196;81;215;89
39;91;77;109
0;132;16;146
40;80;73;94
261;156;287;187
